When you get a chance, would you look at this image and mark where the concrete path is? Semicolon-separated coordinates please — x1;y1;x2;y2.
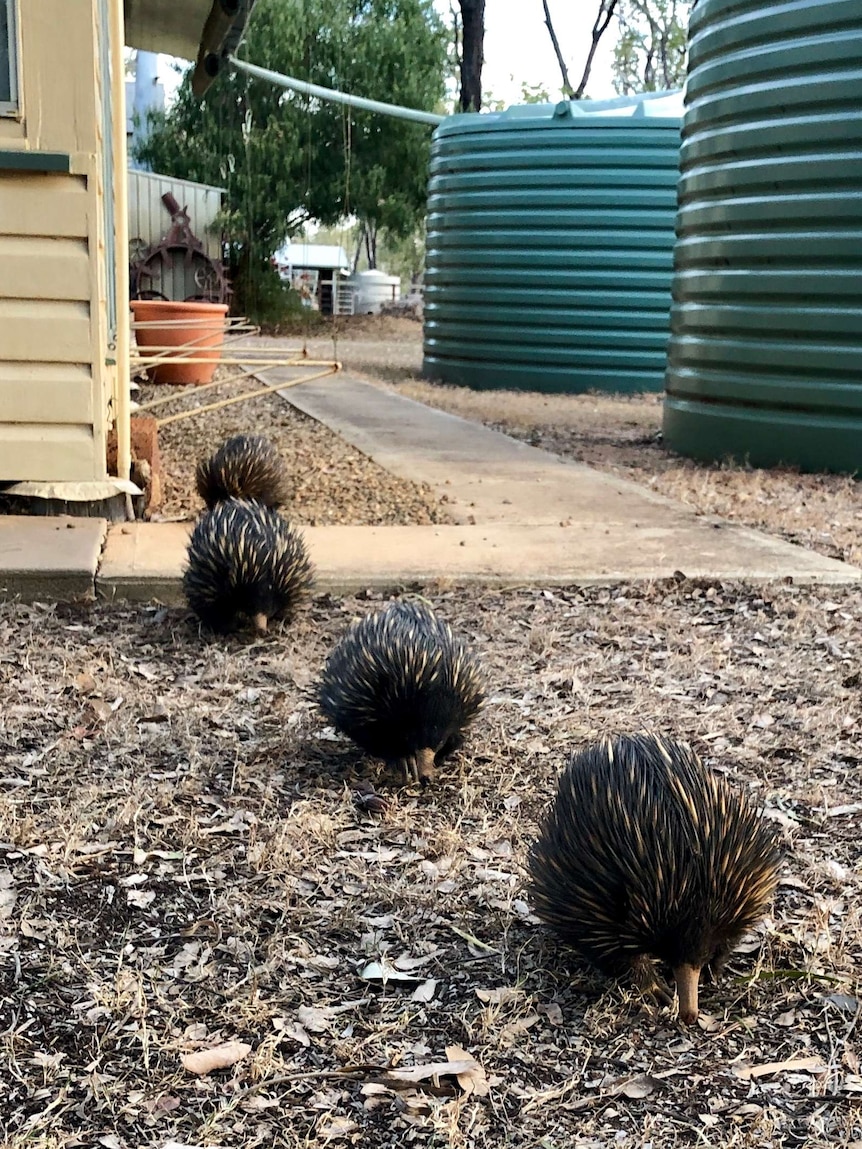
96;371;859;599
265;371;686;527
0;515;106;601
1;371;859;602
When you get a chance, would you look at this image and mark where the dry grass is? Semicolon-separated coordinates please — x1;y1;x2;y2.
394;381;862;569
1;581;861;1147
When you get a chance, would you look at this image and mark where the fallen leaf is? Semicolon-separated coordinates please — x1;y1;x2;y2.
297;1005;333;1033
0;870;15;919
825;993;859;1013
734;1057;825;1080
181;1041;252;1076
126;889;156;910
412;979;437;1003
74;672;97;695
319;1116;358;1142
361;960;423;984
445;1044;490;1097
614;1074;659;1099
475;986;524;1006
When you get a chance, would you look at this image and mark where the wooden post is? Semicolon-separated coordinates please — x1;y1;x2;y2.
108;0;132;486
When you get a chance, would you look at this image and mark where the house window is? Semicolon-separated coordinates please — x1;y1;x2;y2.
0;0;18;114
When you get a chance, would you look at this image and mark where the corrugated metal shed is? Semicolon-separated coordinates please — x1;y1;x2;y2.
423;92;684;393
663;0;862;473
128;168;224;262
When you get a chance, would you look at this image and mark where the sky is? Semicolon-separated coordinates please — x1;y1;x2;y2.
154;0;618;109
449;0;618;105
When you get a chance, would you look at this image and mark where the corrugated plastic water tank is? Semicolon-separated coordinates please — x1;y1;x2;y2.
664;0;862;472
423;92;684;392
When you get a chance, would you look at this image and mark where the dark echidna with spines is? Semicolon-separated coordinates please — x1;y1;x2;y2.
195;434;289;509
319;599;485;784
528;732;781;1024
183;498;313;635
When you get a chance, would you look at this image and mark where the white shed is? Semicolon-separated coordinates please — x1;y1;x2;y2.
274;242;354;316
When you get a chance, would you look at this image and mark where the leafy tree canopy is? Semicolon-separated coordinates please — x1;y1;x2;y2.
612;0;691;94
135;0;449;272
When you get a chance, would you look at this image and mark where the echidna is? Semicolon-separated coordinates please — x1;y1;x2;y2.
195;434;289;509
319;599;485;784
528;732;781;1024
183;498;313;634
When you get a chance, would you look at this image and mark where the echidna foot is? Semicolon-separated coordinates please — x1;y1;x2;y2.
630;956;674;1010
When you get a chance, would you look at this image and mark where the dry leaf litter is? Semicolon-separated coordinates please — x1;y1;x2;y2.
1;581;860;1147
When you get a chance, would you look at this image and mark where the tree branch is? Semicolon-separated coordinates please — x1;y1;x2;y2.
541;0;574;98
574;0;620;99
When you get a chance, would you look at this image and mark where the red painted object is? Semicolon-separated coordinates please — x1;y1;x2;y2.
131;299;229;385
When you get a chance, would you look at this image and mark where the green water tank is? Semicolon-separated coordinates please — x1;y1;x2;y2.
664;0;862;473
423;92;684;393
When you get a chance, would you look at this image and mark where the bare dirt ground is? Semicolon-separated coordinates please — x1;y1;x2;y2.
136;361;449;527
1;581;860;1147
294;319;862;568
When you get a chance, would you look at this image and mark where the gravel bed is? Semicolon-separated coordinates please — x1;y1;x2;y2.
137;365;449;526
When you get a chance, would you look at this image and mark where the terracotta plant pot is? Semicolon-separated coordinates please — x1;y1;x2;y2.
130;299;229;385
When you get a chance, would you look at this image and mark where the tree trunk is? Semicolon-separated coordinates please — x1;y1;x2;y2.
364;223;378;270
458;0;484;112
352;222;365;272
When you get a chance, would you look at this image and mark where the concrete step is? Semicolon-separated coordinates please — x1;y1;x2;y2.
96;518;859;604
0;514;106;601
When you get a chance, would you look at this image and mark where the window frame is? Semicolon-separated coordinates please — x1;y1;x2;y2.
0;0;19;117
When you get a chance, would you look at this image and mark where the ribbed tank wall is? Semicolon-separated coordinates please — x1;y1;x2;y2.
423;100;682;393
664;0;862;473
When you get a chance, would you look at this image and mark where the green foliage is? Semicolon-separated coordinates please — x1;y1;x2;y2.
370;223;426;286
232;260;308;328
135;0;448;312
519;81;554;105
612;0;691;94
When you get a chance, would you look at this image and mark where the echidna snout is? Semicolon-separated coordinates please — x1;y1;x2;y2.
403;747;437;786
674;964;700;1026
528;732;782;1025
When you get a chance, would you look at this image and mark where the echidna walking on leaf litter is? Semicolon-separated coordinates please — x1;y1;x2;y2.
183;498;313;635
528;732;781;1024
319;599;485;784
196;434;289;509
